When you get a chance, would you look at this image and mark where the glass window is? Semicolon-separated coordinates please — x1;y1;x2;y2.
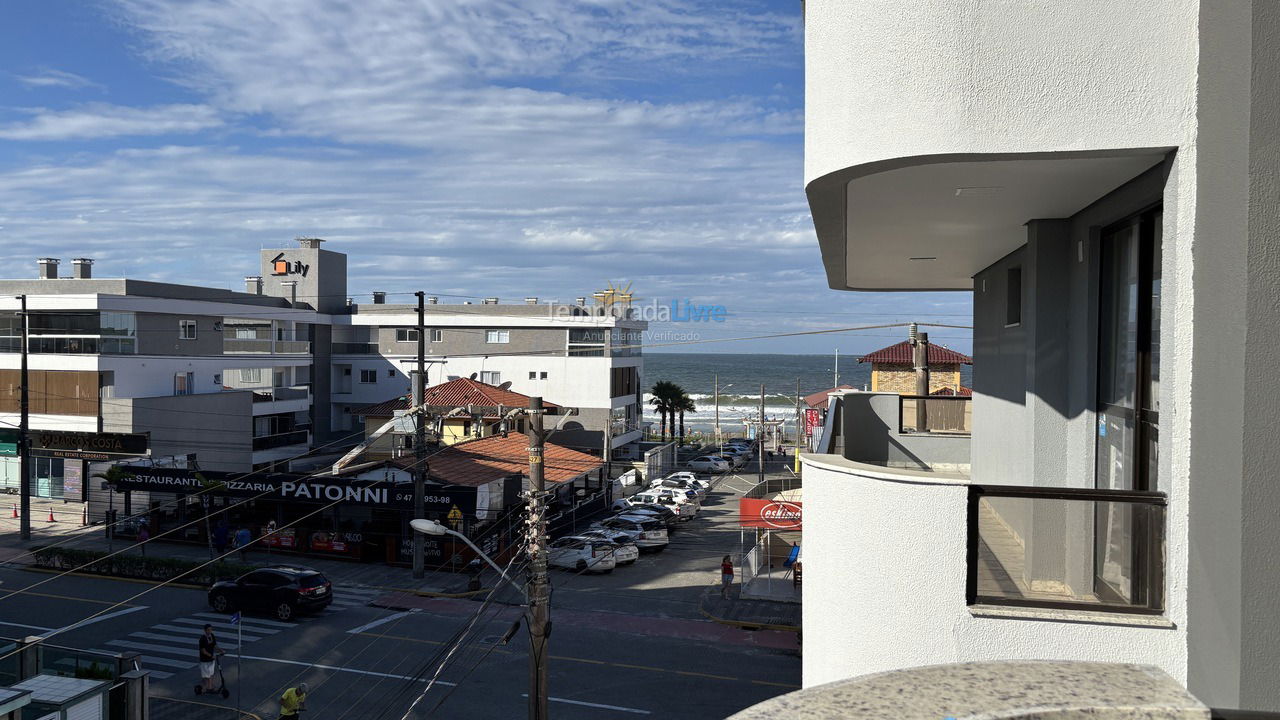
529;371;537;380
479;371;501;385
540;371;548;380
395;329;418;342
430;329;443;342
174;372;194;395
240;368;262;383
359;369;377;384
179;320;197;340
485;330;510;344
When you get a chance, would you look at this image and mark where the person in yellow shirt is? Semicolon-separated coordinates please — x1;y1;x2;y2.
279;683;307;720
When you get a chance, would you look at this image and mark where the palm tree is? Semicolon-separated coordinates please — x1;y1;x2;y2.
649;380;682;441
677;393;696;445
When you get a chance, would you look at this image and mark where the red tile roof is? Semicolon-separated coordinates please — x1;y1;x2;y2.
803;385;855;409
383;434;602;486
857;341;972;365
931;386;973;396
354;378;561;417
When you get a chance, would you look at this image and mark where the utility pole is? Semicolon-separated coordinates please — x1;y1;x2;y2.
911;323;930;431
18;295;30;541
758;384;765;485
525;396;550;720
412;291;428;580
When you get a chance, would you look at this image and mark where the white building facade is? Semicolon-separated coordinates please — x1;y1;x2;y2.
800;0;1280;712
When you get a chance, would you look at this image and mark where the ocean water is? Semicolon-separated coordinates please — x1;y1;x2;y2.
640;352;972;431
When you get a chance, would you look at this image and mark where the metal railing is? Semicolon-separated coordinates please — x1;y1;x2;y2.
967;485;1166;614
249;385;311;403
900;395;972;435
332;342;378;354
223;338;312;354
252;429;309;451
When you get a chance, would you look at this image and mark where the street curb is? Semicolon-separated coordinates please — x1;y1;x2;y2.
17;564;210;590
698;585;802;633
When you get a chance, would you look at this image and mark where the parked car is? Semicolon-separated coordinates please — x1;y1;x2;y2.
629;495;697;522
612;498;683;527
208;565;332;621
576;530;640;565
652;477;708;497
665;471;714;491
636;487;700;506
591;514;669;551
548;536;617;573
688;456;730;472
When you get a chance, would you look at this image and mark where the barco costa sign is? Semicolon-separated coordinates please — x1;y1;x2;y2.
738;498;802;530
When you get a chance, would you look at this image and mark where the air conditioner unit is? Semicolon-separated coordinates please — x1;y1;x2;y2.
213;321;223;331
213;373;222;384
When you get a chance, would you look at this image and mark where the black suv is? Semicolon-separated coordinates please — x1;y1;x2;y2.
208;565;332;621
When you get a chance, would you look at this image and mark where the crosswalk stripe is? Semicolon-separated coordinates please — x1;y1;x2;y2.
150;625;264;642
190;612;293;629
130;632;246;650
173;618;280;633
106;640;205;658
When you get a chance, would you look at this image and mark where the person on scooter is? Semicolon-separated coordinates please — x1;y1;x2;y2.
197;624;224;694
279;683;308;719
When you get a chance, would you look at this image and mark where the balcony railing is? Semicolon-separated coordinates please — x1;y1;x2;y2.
249;385;311;403
224;335;311;354
900;395;971;435
967;485;1166;614
331;342;378;354
252;429;309;451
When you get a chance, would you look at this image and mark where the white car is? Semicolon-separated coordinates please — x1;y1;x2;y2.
637;487;700;505
665;472;714;492
576;530;639;565
709;452;746;469
591;514;669;551
688;456;730;472
630;492;699;520
547;536;618;572
651;477;708;497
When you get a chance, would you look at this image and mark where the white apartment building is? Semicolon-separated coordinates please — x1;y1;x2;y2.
795;0;1280;714
0;240;644;501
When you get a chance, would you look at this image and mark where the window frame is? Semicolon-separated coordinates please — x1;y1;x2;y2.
179;319;198;340
395;328;419;343
358;369;378;384
430;329;443;342
485;329;510;344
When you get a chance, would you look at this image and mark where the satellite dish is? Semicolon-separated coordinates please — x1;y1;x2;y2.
498;381;513;391
469;373;478;380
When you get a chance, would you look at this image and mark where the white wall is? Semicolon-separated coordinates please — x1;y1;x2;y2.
801;455;1188;689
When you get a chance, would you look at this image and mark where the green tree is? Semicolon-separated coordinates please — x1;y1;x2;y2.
649;380;683;441
677;393;696;445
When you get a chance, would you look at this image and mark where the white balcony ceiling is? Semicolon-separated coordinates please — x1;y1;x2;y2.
836;153;1167;290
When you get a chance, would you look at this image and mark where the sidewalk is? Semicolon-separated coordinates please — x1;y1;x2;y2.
0;506;493;597
700;584;802;632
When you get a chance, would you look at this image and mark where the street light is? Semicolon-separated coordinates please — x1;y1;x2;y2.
410;518;513;586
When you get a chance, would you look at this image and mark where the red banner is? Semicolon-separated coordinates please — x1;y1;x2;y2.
804;408;821;436
739;498;802;530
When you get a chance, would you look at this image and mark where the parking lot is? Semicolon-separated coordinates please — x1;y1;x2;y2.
545;443;796;621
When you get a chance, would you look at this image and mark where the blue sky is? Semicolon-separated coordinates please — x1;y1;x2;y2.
0;0;972;355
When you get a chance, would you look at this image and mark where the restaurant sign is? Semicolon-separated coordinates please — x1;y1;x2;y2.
109;466;477;515
738;498;802;530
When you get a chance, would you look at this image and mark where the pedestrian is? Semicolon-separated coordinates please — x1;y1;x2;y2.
278;683;308;720
197;624;223;695
213;519;229;555
234;526;251;561
137;524;149;557
720;554;734;599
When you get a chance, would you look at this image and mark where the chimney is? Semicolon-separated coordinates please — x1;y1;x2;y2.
37;258;59;280
296;237;324;249
245;276;263;295
427;296;438;305
281;280;298;306
483;297;498;305
524;297;538;305
372;291;386;304
71;258;93;279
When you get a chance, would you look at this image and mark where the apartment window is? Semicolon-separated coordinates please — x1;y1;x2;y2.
174;372;194;396
359;369;377;384
485;330;510;344
529;371;537;380
179;320;198;340
239;368;262;383
395;328;418;342
387;369;396;378
568;328;606;356
479;371;501;385
1005;268;1022;326
540;371;548;379
430;329;443;342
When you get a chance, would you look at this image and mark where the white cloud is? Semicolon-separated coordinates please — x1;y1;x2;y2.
0;104;222;140
14;68;103;91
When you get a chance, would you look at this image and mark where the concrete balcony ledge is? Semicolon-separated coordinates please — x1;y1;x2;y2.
800;452;970;486
727;661;1206;720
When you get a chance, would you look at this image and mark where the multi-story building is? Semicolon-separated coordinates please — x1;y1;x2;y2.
790;0;1280;715
0;240;644;501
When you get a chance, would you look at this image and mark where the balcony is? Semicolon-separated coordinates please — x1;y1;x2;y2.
249;385;311;403
252;429;309;451
223;331;311;355
331;342;378;354
834;391;969;472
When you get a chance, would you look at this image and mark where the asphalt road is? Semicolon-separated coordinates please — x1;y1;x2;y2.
0;461;801;719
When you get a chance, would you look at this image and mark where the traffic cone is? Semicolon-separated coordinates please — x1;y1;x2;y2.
10;504;16;519
46;509;56;523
